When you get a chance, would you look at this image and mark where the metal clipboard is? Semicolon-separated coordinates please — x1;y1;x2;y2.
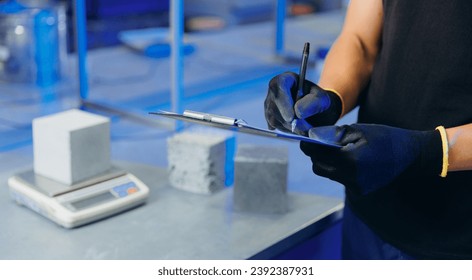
150;110;341;148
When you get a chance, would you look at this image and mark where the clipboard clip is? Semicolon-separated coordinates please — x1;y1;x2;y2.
183;110;247;126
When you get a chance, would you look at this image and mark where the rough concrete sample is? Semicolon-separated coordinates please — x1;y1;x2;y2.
33;109;111;185
233;144;288;214
167;131;231;194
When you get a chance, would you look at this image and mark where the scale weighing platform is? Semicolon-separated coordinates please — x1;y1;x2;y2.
7;167;150;228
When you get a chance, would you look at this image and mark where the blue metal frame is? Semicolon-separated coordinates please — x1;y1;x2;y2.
275;0;286;56
74;0;89;99
170;0;184;130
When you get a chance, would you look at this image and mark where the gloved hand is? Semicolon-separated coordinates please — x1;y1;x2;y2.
300;124;446;195
264;71;343;135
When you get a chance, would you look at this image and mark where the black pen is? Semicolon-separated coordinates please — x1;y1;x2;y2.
292;42;310;132
297;42;310;100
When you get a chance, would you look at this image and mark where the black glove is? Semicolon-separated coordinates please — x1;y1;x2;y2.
300;124;446;195
264;71;342;135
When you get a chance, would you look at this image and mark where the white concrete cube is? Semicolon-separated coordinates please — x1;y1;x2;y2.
167;131;230;194
33;109;111;185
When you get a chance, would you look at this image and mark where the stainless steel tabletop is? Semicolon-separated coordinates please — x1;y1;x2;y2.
0;161;343;260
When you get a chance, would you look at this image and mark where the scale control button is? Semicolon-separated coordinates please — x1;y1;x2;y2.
112;182;138;197
127;187;138;195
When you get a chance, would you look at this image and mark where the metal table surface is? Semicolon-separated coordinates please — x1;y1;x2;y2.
0;161;343;260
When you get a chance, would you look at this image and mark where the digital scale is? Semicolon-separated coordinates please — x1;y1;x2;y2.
8;167;150;228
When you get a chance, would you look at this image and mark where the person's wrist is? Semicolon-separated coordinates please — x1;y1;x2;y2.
323;88;345;118
418;128;447;178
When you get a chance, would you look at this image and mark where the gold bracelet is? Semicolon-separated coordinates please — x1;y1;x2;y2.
324;88;345;117
435;126;449;178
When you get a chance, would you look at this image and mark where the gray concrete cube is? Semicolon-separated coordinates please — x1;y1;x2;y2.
167;131;230;194
33;109;111;185
233;144;288;214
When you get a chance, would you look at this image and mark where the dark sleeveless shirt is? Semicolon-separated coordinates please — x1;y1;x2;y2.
353;0;472;259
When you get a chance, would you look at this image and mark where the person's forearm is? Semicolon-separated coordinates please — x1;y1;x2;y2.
318;34;378;116
446;123;472;171
317;0;383;117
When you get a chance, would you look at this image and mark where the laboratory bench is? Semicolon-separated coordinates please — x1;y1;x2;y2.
0;161;343;260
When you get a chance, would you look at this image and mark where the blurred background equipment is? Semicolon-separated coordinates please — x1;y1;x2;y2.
0;0;67;87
